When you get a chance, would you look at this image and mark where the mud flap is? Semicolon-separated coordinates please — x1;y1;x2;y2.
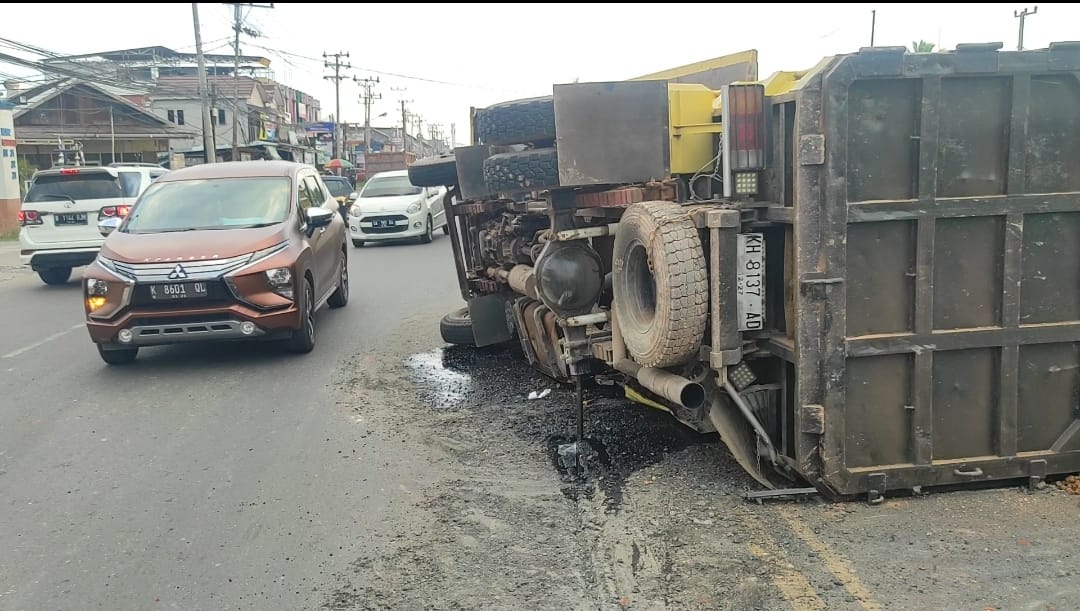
706;396;780;490
468;294;513;347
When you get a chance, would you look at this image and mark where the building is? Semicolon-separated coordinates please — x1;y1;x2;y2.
39;46;323;163
7;78;196;170
0;100;18;234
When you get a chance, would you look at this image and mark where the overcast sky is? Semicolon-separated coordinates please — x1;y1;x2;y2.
2;2;1076;145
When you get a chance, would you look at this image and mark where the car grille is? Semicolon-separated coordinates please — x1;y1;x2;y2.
131;280;234;307
361;214;409;234
112;252;253;282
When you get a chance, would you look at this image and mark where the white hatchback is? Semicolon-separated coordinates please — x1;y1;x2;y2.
347;170;447;247
19;165;166;285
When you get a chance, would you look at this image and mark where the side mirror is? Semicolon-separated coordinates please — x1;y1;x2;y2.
305;206;335;231
98;216;122;237
348;192;358;201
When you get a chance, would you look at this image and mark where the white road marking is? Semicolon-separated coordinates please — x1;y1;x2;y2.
2;323;85;359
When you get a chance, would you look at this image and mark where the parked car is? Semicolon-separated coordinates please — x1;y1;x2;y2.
19;165;167;285
321;175;357;221
347;170;447;247
83;160;349;365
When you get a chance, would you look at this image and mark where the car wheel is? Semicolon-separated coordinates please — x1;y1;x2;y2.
420;215;433;244
352;239;365;248
328;251;349;308
39;267;72;286
287;279;316;353
441;222;450;235
98;344;138;365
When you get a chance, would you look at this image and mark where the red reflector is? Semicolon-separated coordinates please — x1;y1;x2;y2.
25;210;39;221
60;168;80;175
100;206;116;217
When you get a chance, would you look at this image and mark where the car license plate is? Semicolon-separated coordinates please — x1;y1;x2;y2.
736;233;765;332
372;219;386;227
54;213;87;226
149;282;209;301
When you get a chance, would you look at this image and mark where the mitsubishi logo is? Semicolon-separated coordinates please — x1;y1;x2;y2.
168;264;189;280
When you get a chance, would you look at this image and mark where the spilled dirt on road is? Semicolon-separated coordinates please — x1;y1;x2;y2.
325;327;1080;610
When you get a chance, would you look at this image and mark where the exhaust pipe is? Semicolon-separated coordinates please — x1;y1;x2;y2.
610;308;706;411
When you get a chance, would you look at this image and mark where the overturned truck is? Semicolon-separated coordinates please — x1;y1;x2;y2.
409;43;1080;501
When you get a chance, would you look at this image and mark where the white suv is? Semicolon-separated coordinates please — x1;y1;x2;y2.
19;165;166;285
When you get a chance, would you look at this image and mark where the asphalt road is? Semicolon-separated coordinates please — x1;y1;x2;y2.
0;236;463;610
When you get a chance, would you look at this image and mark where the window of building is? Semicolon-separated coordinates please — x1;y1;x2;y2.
218;108;226;125
167;110;175;123
176;110;185;126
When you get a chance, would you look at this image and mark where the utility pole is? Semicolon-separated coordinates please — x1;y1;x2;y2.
392;87;411;153
1014;6;1038;51
192;3;216;163
450;123;456;150
870;9;877;47
225;2;274;161
412;113;424;155
354;75;380;155
323;51;351;160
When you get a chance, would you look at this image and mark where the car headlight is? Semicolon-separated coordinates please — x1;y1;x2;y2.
86;278;108;311
265;267;293;299
349;205;361;218
406;200;422;214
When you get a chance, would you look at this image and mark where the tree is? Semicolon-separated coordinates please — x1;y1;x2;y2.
911;40;936;53
17;158;36;198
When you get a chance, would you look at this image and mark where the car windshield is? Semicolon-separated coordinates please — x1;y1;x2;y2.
323;178;353;198
359;175;421;198
122;177;292;234
25;171;140;202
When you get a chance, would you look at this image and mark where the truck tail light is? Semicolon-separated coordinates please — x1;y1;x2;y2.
721;83;766;197
60;168;80;175
98;205;131;220
18;210;42;226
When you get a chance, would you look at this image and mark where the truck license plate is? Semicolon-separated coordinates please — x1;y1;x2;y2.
736;233;765;331
149;282;209;301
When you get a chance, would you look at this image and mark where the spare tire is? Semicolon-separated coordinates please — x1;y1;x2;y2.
476;96;556;146
440;307;475;346
483;147;559;194
408;154;458;187
613;201;708;368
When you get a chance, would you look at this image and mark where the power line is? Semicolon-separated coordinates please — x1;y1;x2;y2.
244;43;534;96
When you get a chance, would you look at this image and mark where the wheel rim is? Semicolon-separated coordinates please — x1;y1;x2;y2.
339;256;349;300
427;217;433;240
304;285;315;340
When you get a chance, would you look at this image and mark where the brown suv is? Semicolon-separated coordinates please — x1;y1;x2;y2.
83;161;350;365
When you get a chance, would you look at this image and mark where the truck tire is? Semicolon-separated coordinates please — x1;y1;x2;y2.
408;154;458;187
476;96;556;146
613;201;708;368
440;307;476;346
483;147;559;194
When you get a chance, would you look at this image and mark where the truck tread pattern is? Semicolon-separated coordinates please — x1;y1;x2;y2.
475;96;556;146
408;154;458;187
614;201;708;368
482;147;559;193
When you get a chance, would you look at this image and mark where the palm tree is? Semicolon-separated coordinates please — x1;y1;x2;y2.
911;40;936;53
